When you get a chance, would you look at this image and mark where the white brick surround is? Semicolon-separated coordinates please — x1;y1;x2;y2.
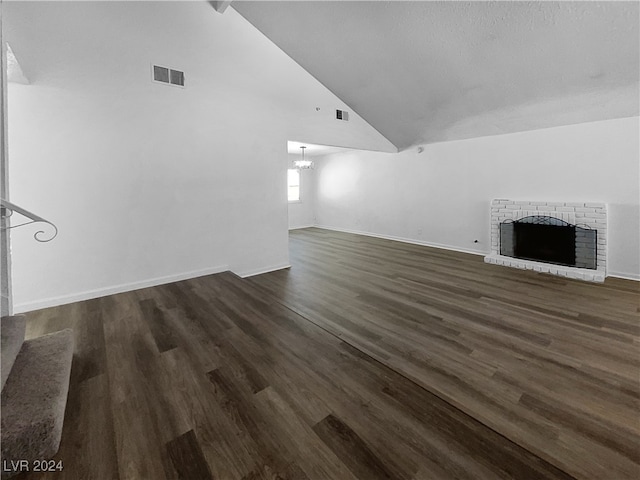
484;199;607;282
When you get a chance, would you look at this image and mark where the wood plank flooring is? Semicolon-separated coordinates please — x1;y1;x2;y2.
14;227;639;479
248;228;640;480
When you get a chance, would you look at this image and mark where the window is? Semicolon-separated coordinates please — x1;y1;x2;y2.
287;169;300;202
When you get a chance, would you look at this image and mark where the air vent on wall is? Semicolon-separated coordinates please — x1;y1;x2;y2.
336;109;349;121
152;64;185;87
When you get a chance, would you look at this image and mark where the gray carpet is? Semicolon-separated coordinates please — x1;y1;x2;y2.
1;329;74;478
1;316;26;392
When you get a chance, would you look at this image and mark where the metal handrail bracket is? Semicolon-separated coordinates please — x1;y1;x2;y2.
0;198;58;242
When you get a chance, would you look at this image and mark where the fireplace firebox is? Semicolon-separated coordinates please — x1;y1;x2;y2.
486;200;606;282
500;216;597;270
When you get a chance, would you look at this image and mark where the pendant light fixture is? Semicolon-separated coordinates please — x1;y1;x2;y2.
293;146;313;169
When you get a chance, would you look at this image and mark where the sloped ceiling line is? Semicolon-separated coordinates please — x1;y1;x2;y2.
234;1;639;149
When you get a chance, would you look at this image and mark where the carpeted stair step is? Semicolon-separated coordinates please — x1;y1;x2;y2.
1;329;74;479
1;316;26;392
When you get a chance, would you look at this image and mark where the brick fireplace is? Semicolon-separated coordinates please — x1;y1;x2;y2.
484;199;607;282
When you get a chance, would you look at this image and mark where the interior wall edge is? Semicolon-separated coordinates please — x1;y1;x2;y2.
234;262;291;279
288;224;315;231
1;2;13;316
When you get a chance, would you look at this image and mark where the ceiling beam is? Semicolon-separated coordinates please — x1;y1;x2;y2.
7;44;29;85
209;1;234;14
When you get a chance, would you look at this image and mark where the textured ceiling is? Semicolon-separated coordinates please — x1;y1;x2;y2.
234;1;640;149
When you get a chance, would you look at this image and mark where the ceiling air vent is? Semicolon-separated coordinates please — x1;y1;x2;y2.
152;64;185;87
336;109;349;121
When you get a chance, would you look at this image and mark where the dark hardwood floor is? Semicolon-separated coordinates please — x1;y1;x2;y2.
16;227;639;479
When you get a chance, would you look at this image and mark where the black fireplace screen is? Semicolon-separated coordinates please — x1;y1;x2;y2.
500;216;597;270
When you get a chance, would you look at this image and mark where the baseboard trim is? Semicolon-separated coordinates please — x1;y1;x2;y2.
313;225;640;282
608;272;640;281
13;264;229;313
235;262;291;278
289;224;315;231
313;224;486;257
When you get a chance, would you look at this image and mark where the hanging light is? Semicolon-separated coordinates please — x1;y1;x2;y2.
293;146;313;169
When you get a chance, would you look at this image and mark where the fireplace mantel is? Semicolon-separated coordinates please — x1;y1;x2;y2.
484;199;607;282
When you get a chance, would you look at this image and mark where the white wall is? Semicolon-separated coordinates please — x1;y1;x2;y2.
5;1;395;312
287;155;316;229
314;117;640;280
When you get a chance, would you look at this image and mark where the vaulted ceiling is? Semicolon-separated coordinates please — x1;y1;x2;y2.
234;1;639;150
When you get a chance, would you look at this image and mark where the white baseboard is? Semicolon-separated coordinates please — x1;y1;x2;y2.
13;264;229;314
235;262;291;278
314;225;640;283
313;224;486;256
608;272;640;281
288;224;315;231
